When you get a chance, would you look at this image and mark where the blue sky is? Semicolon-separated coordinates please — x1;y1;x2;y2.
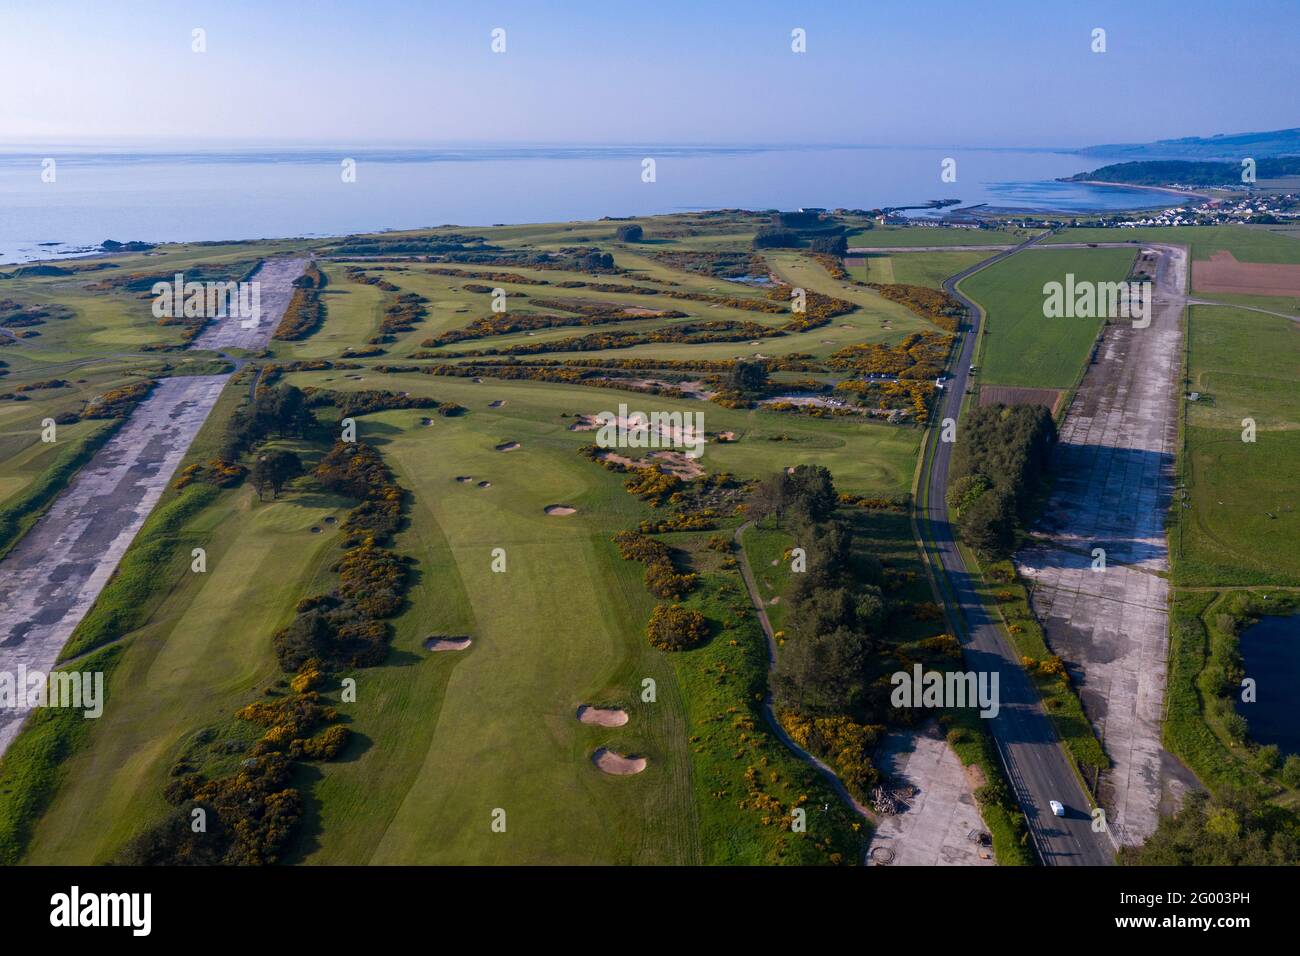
1;0;1295;148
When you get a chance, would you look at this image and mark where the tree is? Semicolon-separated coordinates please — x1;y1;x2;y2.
772;625;871;717
726;360;768;396
273;608;336;671
956;487;1015;557
271;385;310;437
787;464;838;524
1124;789;1300;866
615;224;643;242
579;251;614;272
251;449;302;499
946;473;992;518
810;235;847;255
1283;755;1300;788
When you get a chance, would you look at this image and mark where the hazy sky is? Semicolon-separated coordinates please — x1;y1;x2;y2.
1;0;1295;148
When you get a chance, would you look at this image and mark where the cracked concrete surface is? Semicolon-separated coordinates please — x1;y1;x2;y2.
1016;244;1188;846
0;257;305;757
867;728;995;866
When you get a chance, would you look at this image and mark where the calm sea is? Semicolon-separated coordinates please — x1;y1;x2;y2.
0;144;1167;264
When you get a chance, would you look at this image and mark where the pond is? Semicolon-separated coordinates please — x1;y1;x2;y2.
1237;614;1300;756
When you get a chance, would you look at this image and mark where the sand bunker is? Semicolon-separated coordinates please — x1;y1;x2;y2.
495;441;521;451
544;505;577;516
595;449;704;480
568;414;601;431
488;400;505;408
455;476;474;484
592;747;646;775
310;526;321;534
478;481;492;488
424;636;473;652
717;431;737;442
420;417;433;426
577;705;629;727
323;515;337;524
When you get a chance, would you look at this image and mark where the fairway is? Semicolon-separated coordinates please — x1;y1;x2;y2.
847;226;1030;248
846;250;988;289
960;246;1137;389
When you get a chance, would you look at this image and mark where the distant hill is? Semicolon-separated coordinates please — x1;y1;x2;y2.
1079;127;1300;161
1066;157;1300;187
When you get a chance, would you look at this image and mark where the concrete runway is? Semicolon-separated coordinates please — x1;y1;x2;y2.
868;727;995;866
0;257;305;757
1016;244;1191;846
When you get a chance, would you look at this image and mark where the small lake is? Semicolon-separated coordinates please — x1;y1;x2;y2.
1237;614;1300;755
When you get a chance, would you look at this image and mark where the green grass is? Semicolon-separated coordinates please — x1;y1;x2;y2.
846;227;1029;248
1174;305;1300;586
1192;291;1300;319
0;420;116;560
739;523;794;634
0;644;122;864
846;251;988;289
959;246;1137;389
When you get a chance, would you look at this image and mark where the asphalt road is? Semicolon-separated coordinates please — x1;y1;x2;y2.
922;234;1117;866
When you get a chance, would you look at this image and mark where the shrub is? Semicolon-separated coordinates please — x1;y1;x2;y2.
647;604;708;651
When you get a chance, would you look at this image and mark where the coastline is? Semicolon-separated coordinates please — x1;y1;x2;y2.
1066;179;1213;201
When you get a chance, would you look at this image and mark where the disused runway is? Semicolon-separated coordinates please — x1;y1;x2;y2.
867;727;994;866
1016;244;1189;846
0;257;305;757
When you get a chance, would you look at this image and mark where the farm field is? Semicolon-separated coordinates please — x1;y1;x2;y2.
1046;224;1300;266
959;246;1137;389
1175;304;1300;586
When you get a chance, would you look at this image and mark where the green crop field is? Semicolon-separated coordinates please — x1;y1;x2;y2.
1174;304;1300;586
958;246;1136;389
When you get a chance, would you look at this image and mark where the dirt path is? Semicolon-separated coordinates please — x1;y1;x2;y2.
0;257;306;759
